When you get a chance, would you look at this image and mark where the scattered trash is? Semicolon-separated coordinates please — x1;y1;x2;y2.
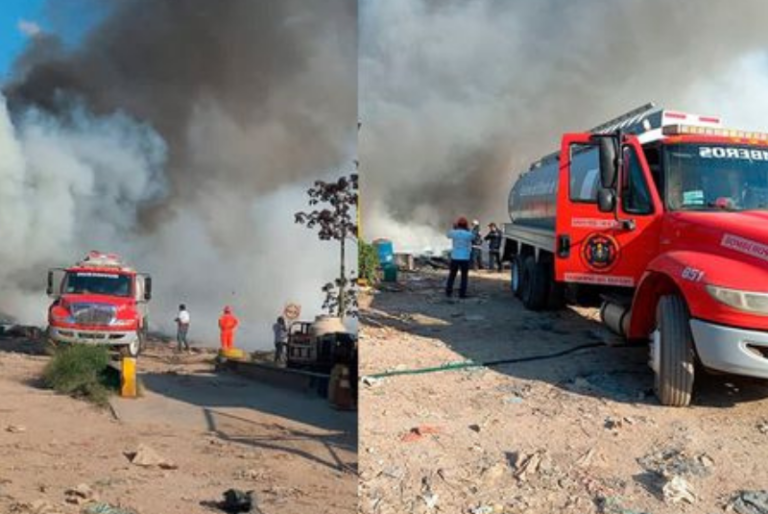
6;424;27;433
125;444;178;469
469;505;496;514
757;421;768;435
401;425;441;443
638;449;712;478
513;451;542;481
82;503;139;514
362;376;382;388
662;475;695;504
503;396;524;405
9;500;62;514
419;492;438;510
596;495;651;514
65;483;97;505
468;424;482;433
206;489;256;513
727;490;768;514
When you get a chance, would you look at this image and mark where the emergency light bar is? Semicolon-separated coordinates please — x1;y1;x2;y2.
663;124;768;141
79;251;127;269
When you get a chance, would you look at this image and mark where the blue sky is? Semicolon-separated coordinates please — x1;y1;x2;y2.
0;0;106;83
0;0;46;80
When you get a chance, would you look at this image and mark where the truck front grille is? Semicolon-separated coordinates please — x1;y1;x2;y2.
71;304;116;326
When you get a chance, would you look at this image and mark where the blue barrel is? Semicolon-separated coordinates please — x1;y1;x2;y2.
374;239;394;266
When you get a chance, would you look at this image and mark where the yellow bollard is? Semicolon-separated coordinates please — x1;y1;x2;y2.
121;356;137;398
220;347;245;360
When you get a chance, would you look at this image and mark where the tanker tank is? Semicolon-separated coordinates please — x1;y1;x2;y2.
507;146;601;231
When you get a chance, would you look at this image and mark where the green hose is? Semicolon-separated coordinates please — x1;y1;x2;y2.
364;342;609;379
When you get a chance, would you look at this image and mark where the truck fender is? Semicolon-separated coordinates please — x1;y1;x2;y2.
626;252;697;340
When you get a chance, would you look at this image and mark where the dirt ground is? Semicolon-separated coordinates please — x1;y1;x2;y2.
359;268;768;514
0;339;357;514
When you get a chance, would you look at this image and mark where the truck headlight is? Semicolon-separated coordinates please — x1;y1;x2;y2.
50;312;73;323
706;285;768;315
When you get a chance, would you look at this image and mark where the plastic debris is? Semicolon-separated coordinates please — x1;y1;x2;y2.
662;475;695;504
401;425;441;443
728;491;768;514
83;504;139;514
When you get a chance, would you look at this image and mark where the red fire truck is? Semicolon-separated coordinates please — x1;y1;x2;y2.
46;252;152;357
504;103;768;406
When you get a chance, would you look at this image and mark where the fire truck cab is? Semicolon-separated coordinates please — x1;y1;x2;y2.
504;103;768;406
46;251;152;357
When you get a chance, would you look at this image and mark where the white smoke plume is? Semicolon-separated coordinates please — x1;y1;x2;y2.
0;0;356;349
360;0;768;247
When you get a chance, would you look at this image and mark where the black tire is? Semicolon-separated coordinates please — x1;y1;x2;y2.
121;337;141;358
654;295;695;407
511;255;525;298
521;256;549;311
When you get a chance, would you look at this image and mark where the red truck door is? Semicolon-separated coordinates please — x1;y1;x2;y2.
554;134;664;288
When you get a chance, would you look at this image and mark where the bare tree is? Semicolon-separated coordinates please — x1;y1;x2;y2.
295;173;358;318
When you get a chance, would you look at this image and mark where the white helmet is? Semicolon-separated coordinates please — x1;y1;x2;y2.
472;219;480;226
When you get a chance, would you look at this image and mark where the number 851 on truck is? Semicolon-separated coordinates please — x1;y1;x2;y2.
504;103;768;406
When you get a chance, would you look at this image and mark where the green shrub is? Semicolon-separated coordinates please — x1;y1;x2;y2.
43;345;112;406
358;239;380;285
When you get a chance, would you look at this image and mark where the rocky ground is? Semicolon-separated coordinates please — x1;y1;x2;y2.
0;338;357;514
359;268;768;514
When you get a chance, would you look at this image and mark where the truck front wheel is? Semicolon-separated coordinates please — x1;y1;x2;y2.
521;256;549;311
653;295;695;407
121;337;141;358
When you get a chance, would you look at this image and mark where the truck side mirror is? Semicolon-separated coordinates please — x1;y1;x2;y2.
46;270;54;297
597;187;616;213
144;276;152;301
598;137;618;188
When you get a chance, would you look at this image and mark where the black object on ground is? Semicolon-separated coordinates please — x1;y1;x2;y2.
219;489;256;513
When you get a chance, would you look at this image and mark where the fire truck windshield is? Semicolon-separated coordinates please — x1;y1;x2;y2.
665;144;768;212
63;272;132;297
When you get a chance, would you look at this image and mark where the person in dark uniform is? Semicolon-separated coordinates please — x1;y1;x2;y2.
470;220;484;270
484;223;503;272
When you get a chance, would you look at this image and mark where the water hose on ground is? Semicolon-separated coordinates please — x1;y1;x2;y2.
364;342;619;380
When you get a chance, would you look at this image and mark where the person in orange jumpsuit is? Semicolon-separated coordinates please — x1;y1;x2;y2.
218;306;239;350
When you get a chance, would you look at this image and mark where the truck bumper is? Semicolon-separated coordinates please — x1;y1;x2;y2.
690;319;768;379
48;326;137;347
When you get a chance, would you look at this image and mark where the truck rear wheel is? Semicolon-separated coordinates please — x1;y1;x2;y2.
521;256;549;311
511;255;525;298
653;295;695;407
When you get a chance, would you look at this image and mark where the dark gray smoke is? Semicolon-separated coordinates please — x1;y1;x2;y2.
0;0;356;347
360;0;768;248
8;0;356;215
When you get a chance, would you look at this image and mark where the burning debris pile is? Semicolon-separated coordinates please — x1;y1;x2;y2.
0;0;356;348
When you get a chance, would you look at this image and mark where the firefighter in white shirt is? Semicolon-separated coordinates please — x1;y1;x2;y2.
175;304;191;352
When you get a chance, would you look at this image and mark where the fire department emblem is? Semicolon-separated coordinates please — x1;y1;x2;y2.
581;233;619;272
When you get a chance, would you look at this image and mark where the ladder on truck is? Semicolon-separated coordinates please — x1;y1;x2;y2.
588;102;657;134
530;102;721;170
588;102;721;141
